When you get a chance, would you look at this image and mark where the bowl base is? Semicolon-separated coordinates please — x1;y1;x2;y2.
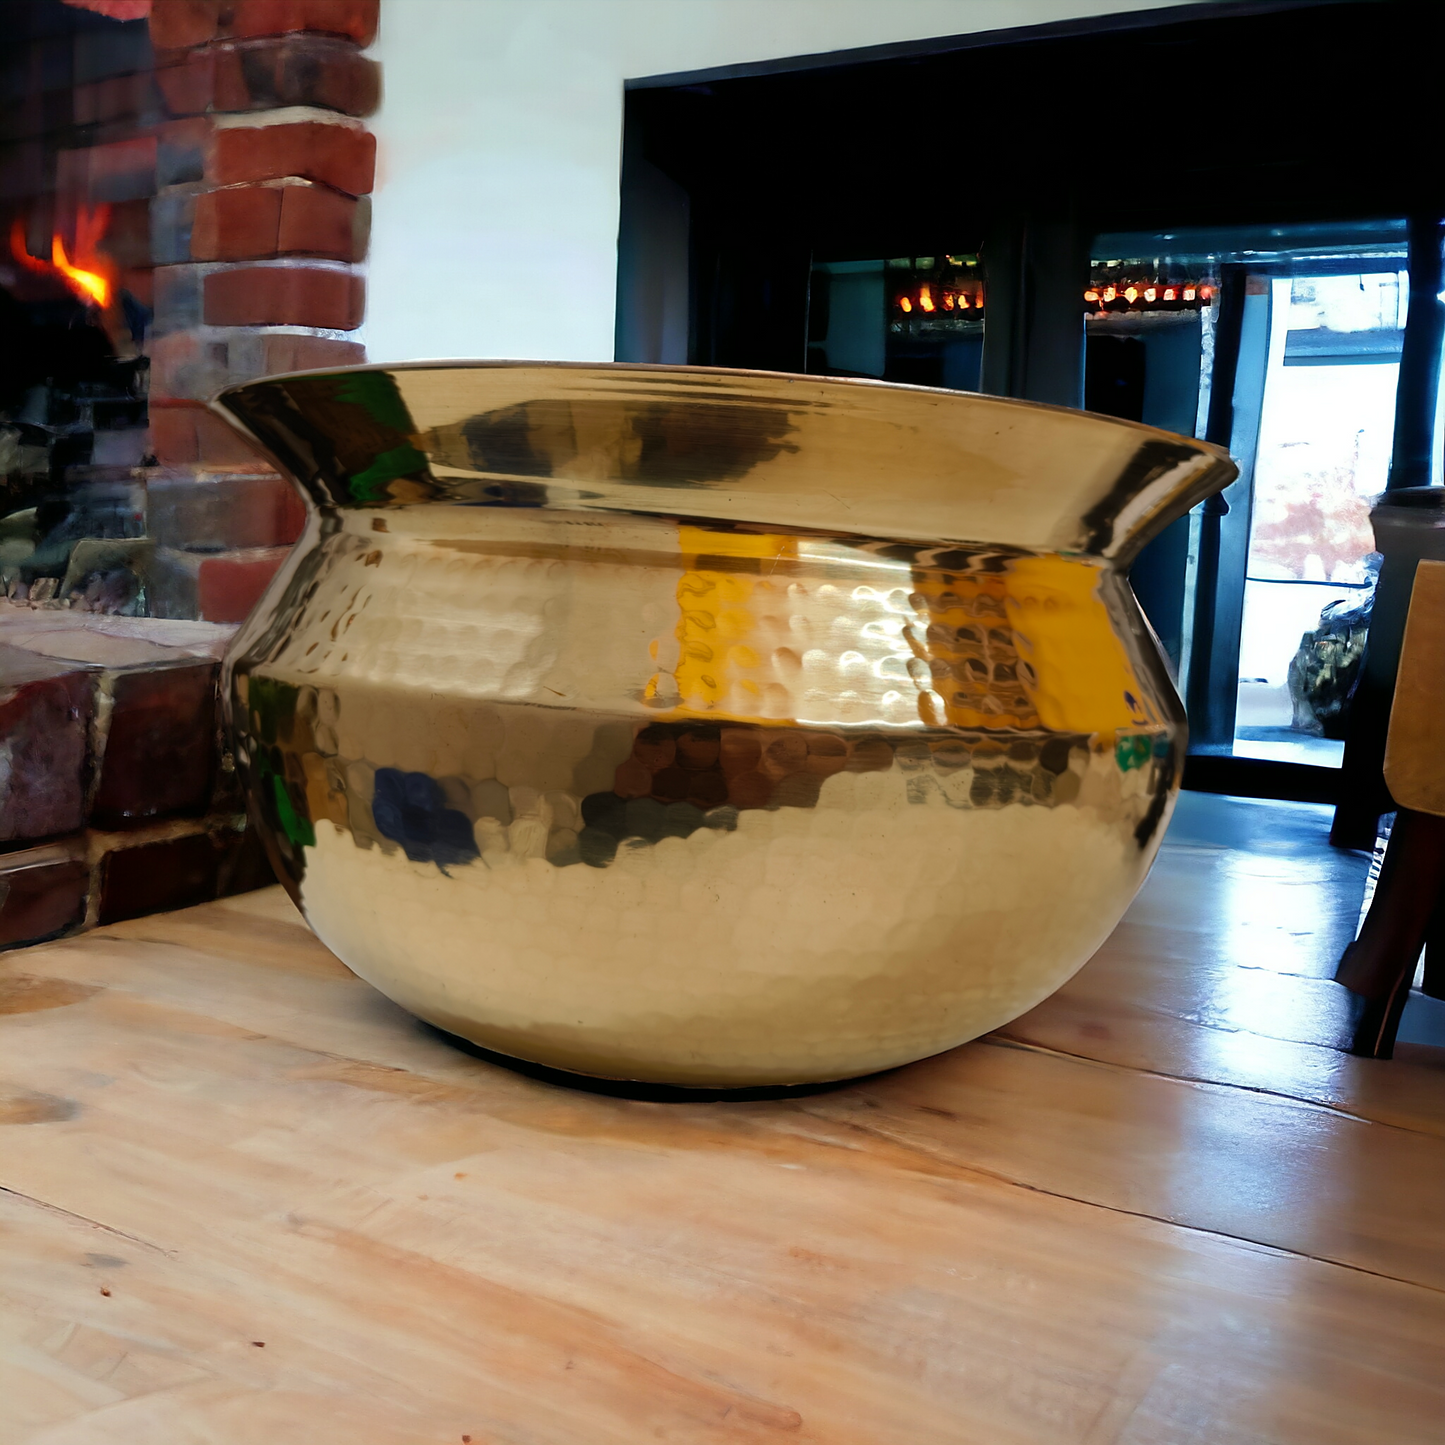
421;1022;885;1103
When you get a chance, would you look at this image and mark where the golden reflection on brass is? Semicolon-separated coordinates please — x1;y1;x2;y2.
213;363;1236;1087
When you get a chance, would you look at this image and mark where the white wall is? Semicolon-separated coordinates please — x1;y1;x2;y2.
364;0;1190;364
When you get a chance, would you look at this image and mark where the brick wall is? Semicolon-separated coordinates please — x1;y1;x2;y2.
0;0;379;949
145;0;377;622
0;618;274;949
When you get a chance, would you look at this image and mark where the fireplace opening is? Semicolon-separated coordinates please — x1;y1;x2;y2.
3;201;152;611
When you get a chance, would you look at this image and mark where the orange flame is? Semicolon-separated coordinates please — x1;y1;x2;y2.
9;205;113;309
53;234;110;307
918;284;935;313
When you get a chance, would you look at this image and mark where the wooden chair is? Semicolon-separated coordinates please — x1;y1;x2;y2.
1337;558;1445;1057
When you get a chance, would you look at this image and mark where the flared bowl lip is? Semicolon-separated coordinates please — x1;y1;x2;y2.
211;357;1233;465
210;359;1238;563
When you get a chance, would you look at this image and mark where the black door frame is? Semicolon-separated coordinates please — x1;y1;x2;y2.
616;0;1445;811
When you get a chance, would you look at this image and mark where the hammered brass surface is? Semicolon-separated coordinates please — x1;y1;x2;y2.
212;364;1235;1086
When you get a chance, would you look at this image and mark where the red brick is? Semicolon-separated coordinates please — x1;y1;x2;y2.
64;136;157;204
154;48;217;117
148;330;228;401
0;855;90;949
73;72;156;128
150;405;197;464
189;182;360;263
154;36;378;118
212;37;380;116
198;547;290;621
197;407;267;463
226;0;379;44
0;647;96;845
97;828;226;924
249;332;364;374
93;662;220;828
150;329;365;400
152;402;269;465
213;119;374;194
150;0;224;49
191;184;282;260
277;183;361;260
203;264;363;328
148;470;306;550
147;545;290;621
120;267;154;307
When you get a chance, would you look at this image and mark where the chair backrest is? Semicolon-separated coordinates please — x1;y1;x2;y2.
1384;557;1445;817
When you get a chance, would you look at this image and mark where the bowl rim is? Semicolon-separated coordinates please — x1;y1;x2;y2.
211;357;1233;468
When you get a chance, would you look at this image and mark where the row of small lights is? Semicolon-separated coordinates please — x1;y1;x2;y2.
897;283;981;315
1085;281;1215;305
894;280;1217;315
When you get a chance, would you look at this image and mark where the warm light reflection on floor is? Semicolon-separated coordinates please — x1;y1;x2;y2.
1161;795;1366;1066
1002;791;1445;1100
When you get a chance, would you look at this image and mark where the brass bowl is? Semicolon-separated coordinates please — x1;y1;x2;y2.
214;363;1234;1087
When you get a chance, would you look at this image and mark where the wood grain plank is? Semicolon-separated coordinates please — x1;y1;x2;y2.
4;796;1445;1443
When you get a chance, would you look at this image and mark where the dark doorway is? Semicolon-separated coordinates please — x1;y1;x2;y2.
617;0;1445;806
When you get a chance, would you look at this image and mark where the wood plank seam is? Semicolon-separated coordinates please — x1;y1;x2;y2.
0;1184;174;1257
801;1111;1445;1298
982;1035;1441;1138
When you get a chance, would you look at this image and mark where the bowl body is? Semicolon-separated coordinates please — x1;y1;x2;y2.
214;363;1234;1086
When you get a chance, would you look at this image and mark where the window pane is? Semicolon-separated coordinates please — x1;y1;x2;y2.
1234;272;1403;765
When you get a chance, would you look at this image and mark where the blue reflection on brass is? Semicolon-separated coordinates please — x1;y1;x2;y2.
372;768;478;871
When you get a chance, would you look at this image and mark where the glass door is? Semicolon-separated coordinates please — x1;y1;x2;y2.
1233;271;1406;765
802;224;1436;801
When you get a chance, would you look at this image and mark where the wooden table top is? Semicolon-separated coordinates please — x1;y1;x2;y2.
4;795;1445;1444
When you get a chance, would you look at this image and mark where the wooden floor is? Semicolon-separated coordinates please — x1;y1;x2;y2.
3;793;1444;1444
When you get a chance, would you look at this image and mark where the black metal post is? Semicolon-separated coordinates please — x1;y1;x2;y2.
1184;265;1247;749
979;213;1087;409
1332;216;1445;848
1387;217;1445;491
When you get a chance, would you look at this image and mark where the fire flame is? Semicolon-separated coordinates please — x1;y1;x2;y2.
52;234;110;307
9;204;114;309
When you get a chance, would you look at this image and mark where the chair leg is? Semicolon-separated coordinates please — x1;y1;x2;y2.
1336;808;1445;1058
1331;799;1383;852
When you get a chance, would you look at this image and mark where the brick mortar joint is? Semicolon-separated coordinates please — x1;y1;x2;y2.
157;35;376;57
144;466;286;480
153;259;367;278
150;323;366;339
200;177;360;193
213;106;372;131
